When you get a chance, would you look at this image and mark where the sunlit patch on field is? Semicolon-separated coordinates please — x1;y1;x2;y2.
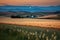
0;17;60;29
0;24;60;40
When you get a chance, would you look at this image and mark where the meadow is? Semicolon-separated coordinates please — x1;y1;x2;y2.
0;23;60;40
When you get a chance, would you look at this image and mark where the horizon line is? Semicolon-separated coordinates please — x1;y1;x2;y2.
0;5;60;6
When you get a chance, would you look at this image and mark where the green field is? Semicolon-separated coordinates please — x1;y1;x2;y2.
0;24;60;40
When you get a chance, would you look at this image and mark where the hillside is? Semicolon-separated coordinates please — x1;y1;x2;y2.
38;14;60;19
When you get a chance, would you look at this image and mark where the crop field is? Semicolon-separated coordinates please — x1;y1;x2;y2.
0;23;60;40
0;17;60;29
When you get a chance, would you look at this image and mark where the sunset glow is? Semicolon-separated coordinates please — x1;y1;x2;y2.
0;0;60;6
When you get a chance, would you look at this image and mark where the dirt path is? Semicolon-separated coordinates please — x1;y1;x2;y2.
0;17;60;29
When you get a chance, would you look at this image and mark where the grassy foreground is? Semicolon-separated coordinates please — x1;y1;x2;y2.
0;23;60;40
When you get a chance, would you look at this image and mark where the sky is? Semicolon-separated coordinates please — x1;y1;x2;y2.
0;0;60;6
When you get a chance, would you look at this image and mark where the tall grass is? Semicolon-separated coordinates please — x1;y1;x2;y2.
0;24;60;40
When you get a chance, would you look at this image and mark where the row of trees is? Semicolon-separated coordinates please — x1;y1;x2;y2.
11;15;36;18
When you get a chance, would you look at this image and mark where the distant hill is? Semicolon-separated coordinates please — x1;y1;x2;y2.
0;11;60;18
0;6;60;12
38;14;60;19
0;6;60;19
0;11;31;17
